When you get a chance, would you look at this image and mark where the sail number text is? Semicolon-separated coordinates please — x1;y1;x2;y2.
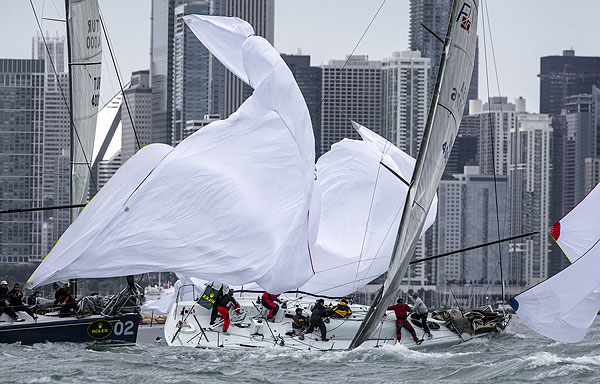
86;19;101;50
113;320;135;336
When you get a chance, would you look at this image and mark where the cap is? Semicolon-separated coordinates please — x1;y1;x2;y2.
0;280;7;285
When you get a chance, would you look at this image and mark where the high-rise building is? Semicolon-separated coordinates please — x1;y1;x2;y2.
508;112;551;286
220;0;275;118
32;35;70;257
151;0;274;146
539;50;600;276
320;55;382;154
409;0;478;112
0;59;46;263
173;1;217;146
562;94;593;211
281;54;322;159
382;51;429;157
122;70;152;161
437;166;508;286
477;96;519;176
150;0;184;146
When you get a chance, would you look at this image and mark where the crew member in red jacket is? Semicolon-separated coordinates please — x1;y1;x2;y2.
387;298;422;345
261;291;282;321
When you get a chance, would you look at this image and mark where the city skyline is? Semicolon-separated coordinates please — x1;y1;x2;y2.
1;1;599;113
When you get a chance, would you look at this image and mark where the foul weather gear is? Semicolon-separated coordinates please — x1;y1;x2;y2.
261;292;281;319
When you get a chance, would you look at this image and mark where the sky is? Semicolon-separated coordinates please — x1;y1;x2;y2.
1;0;599;113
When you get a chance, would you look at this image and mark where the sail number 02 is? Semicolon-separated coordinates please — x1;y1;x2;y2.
113;320;135;336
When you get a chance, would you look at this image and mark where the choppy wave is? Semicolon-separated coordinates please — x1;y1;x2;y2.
5;317;600;384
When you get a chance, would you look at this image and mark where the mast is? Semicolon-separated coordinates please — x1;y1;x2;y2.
350;0;479;349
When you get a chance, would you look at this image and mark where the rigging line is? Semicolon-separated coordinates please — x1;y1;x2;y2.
0;203;87;215
483;0;510;243
481;0;505;305
351;151;384;294
98;11;142;151
408;232;538;265
319;0;388;107
29;0;98;193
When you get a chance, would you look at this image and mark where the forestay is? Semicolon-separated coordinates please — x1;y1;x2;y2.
350;0;479;348
67;0;102;220
28;16;318;294
510;182;600;343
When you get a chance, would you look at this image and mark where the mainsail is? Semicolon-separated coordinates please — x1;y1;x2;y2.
350;0;479;348
509;182;600;342
67;0;103;220
28;16;318;294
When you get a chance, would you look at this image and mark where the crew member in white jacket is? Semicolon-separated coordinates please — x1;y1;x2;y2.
408;292;432;338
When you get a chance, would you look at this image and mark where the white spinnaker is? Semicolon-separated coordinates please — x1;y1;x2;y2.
351;0;478;348
510;181;600;342
549;183;600;262
28;17;317;294
68;0;102;219
299;124;437;297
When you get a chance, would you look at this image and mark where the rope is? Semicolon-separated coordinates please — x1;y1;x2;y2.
98;10;142;151
481;0;506;305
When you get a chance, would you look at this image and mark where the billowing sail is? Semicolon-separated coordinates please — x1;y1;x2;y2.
67;0;103;219
509;182;600;342
299;123;437;297
28;16;317;294
350;0;479;348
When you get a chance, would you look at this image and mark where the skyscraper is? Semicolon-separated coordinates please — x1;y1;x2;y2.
477;97;519;176
508;112;551;286
409;0;478;111
0;59;46;263
220;0;275;118
382;51;429;157
150;0;274;146
437;166;508;286
150;0;184;146
281;54;322;159
122;70;152;161
32;35;71;258
320;55;382;155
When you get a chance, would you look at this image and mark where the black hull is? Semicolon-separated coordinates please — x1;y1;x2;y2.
0;314;140;345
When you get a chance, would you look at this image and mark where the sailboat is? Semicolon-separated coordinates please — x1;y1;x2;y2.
161;1;508;350
0;0;140;345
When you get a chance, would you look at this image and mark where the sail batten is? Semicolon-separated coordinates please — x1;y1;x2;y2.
350;0;479;349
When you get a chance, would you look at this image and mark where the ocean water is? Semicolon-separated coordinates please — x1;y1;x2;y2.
3;317;599;384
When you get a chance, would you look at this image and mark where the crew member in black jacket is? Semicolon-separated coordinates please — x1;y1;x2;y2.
306;299;329;341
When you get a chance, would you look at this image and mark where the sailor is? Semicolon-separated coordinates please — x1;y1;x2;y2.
330;299;352;318
387;298;422;345
408;292;432;338
261;291;282;322
53;283;77;317
7;283;36;320
306;299;329;341
211;288;240;335
0;280;15;319
27;290;41;306
291;308;308;340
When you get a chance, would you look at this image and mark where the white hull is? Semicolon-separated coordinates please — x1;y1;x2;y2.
164;298;484;351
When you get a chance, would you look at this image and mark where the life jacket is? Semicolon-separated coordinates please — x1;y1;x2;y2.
292;314;307;328
331;303;352;318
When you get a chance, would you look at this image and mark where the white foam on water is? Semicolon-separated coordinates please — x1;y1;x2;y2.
526;351;600;368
